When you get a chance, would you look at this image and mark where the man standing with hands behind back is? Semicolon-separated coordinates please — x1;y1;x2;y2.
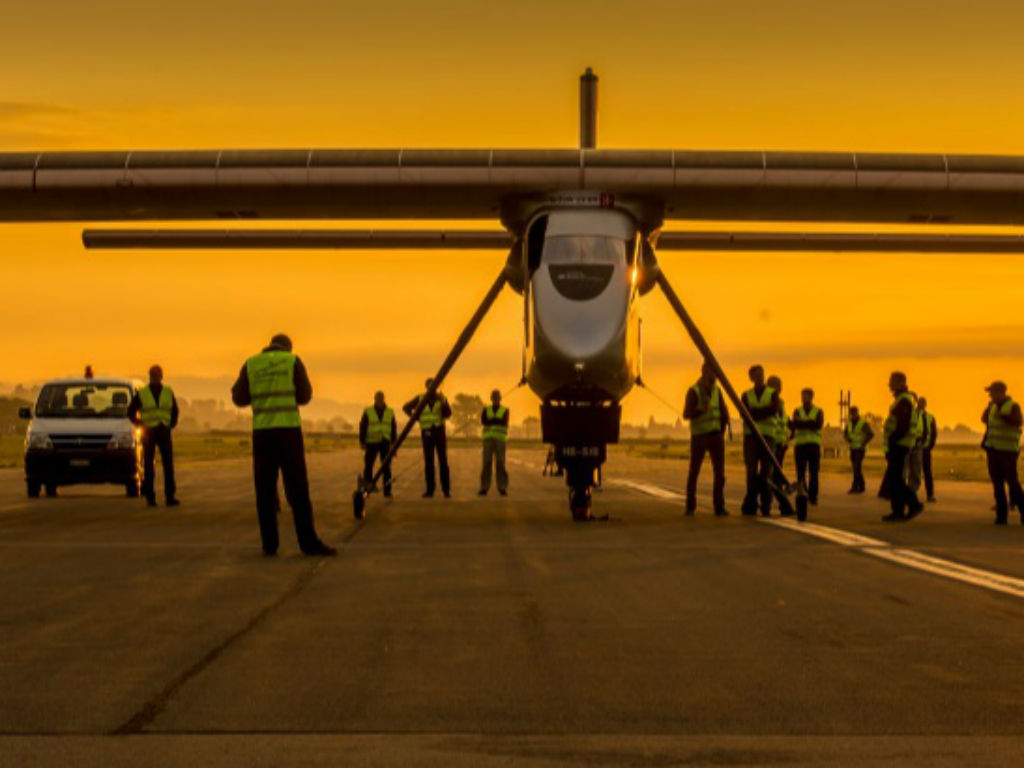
128;364;180;508
683;361;730;516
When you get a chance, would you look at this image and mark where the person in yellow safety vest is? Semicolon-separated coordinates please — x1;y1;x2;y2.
789;388;824;506
127;364;180;507
767;375;788;492
916;397;938;503
231;334;335;557
843;405;874;494
881;371;924;523
478;389;510;497
740;364;780;517
403;378;453;498
360;390;398;498
684;361;730;516
981;380;1024;525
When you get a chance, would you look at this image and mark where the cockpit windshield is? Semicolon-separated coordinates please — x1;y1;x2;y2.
542;235;628;266
35;383;133;419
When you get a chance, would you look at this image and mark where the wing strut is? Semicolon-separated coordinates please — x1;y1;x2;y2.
352;266;510;519
654;269;807;519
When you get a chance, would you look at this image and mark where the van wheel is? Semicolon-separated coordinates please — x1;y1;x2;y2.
125;482;139;498
27;481;41;498
45;484;58;498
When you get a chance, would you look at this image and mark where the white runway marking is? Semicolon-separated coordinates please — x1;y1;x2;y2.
618;479;1024;600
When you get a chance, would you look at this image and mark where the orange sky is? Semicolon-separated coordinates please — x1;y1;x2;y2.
2;1;1023;428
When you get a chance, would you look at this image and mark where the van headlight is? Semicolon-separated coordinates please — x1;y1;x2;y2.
27;432;53;451
107;433;136;451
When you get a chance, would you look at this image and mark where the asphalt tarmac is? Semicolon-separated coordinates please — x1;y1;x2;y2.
2;445;1023;767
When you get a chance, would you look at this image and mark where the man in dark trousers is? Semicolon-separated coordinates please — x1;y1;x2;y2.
740;364;779;516
918;396;937;502
767;375;788;491
683;361;730;516
843;405;874;494
479;389;510;496
403;378;453;498
981;381;1024;525
790;388;824;505
231;334;335;557
128;364;180;507
881;371;923;523
359;390;397;498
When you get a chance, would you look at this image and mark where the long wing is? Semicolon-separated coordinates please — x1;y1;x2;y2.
4;149;1024;224
81;228;1024;253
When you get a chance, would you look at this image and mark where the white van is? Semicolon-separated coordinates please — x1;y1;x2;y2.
19;377;141;498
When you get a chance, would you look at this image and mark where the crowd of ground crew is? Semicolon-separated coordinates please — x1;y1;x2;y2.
128;334;1024;556
684;364;1024;525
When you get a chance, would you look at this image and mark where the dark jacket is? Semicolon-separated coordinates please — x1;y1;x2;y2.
888;391;913;449
231;347;313;409
128;383;179;429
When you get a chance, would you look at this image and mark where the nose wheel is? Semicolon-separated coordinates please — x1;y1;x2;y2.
570;486;592;522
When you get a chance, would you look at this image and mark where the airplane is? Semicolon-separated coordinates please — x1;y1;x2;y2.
5;68;1024;521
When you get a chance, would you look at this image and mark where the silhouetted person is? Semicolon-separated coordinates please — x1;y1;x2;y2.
740;364;779;516
881;371;923;522
843;406;874;494
128;364;179;507
359;390;397;498
981;381;1024;525
403;378;452;498
683;361;730;515
790;388;824;505
767;375;788;492
479;389;510;496
231;334;335;557
918;396;937;502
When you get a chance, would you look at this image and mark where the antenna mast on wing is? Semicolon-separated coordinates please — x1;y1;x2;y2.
580;68;598;149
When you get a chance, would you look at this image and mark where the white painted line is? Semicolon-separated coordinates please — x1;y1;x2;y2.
609;479;685;501
618;479;1024;600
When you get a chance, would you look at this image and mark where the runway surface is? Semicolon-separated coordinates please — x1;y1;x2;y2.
1;445;1023;766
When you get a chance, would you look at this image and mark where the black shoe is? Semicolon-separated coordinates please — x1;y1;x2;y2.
714;508;729;517
809;498;818;506
304;543;337;557
166;498;180;507
847;488;857;495
905;504;924;521
995;518;1008;525
145;496;157;507
760;510;771;518
685;507;695;516
927;496;936;503
779;509;794;518
443;491;451;498
478;489;488;496
262;548;277;557
499;489;507;496
383;490;392;498
422;491;434;498
882;512;905;522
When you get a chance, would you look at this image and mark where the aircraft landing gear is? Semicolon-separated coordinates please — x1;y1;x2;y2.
569;486;592;522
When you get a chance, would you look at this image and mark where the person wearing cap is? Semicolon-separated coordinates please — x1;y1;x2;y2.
359;390;397;498
981;381;1024;525
789;388;824;505
403;378;453;498
127;364;180;507
843;406;874;494
231;334;335;557
478;389;510;496
881;371;924;522
683;361;730;515
740;364;779;516
917;396;938;502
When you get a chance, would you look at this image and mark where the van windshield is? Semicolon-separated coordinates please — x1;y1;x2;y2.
35;384;133;419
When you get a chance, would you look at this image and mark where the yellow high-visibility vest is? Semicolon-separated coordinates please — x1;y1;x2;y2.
246;351;301;430
742;386;776;439
792;405;822;446
689;383;722;436
482;405;509;442
985;399;1022;452
364;406;395;444
138;385;173;429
